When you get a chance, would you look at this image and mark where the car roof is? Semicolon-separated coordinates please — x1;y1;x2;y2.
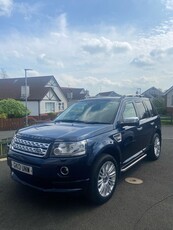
80;96;149;102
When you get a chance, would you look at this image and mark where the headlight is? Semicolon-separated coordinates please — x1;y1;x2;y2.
52;140;87;157
10;135;16;149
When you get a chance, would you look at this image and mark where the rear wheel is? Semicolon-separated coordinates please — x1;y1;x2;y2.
88;154;118;205
147;133;161;161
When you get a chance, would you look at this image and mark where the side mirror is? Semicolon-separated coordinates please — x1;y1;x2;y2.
119;117;139;127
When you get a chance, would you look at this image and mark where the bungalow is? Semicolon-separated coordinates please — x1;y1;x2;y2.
0;76;67;116
61;87;90;106
164;86;173;113
95;91;121;97
142;87;163;98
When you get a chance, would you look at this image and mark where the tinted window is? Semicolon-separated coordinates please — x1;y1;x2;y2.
144;100;155;117
135;102;149;119
123;102;137;119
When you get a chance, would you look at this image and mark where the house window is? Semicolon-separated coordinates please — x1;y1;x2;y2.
58;103;61;111
45;102;55;113
58;102;64;111
62;102;64;110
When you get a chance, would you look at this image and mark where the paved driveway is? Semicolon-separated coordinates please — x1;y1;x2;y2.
0;126;173;230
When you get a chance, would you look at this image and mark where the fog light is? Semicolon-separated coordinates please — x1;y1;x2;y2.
60;166;69;176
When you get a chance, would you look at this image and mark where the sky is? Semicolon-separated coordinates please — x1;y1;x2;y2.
0;0;173;96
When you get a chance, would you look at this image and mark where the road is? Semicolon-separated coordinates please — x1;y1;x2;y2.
0;126;173;230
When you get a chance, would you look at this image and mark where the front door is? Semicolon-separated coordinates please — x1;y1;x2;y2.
119;101;142;164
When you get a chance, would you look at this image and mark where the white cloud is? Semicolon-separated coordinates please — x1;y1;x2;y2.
58;73;161;96
1;13;173;94
131;55;154;67
150;47;173;58
37;53;64;68
58;74;123;95
12;50;23;58
163;0;173;10
0;0;13;16
14;2;41;20
55;13;68;37
82;37;132;55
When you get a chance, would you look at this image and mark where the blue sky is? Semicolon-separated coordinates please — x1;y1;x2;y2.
0;0;173;95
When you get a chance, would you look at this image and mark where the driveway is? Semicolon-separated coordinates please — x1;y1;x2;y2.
0;126;173;230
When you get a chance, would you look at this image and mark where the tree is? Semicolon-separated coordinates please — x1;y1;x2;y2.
0;99;30;118
0;68;8;79
151;97;166;115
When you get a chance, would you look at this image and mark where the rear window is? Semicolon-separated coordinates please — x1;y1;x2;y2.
144;99;157;117
135;101;149;119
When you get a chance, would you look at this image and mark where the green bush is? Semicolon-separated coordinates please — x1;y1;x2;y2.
0;113;7;119
0;99;30;118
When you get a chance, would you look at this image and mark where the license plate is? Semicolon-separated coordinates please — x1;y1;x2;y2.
11;161;33;175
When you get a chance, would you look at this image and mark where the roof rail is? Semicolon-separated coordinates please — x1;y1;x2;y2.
122;94;144;98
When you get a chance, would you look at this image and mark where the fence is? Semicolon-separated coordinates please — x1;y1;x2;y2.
0;114;58;131
160;114;173;125
0;137;12;158
0;118;25;131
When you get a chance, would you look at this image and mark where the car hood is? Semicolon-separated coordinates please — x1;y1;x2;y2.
18;122;113;141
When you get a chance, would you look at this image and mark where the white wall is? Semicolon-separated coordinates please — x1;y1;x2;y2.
40;100;64;114
167;91;173;107
53;87;68;109
21;101;39;116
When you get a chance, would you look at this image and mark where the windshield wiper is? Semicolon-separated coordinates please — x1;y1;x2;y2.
84;121;111;124
54;119;86;123
55;120;111;124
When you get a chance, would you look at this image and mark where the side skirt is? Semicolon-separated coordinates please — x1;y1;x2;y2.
121;153;147;172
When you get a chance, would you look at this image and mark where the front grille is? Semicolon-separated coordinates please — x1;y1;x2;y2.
11;135;51;157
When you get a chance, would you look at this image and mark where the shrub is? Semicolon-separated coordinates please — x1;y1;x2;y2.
0;113;7;119
0;99;30;118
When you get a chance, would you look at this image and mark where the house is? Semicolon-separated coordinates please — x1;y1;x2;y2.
0;76;67;116
164;86;173;113
142;87;163;98
95;91;121;97
61;87;90;106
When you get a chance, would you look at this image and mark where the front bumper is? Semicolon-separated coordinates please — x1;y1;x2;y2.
7;150;90;192
11;171;89;192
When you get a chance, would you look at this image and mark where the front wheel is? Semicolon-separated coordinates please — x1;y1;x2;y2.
88;154;118;205
147;133;161;161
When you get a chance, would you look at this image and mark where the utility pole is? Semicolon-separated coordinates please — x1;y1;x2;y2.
24;69;33;126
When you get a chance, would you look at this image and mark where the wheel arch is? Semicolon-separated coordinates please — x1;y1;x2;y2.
91;145;122;175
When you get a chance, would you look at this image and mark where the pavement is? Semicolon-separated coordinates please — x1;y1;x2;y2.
0;130;16;140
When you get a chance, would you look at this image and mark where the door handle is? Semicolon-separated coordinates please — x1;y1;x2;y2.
137;127;143;131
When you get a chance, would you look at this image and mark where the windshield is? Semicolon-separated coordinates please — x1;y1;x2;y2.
55;99;120;124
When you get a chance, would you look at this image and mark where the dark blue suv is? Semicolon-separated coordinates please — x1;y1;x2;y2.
7;96;161;204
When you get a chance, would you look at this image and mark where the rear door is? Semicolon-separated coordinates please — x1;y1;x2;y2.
134;100;154;151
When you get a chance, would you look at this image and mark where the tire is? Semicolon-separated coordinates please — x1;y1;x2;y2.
88;154;118;205
147;133;161;161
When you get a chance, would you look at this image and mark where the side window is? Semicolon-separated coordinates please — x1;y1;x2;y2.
135;102;149;119
144;100;155;117
123;102;137;119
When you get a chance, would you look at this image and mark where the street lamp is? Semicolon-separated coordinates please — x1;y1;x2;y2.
24;68;33;126
136;88;141;96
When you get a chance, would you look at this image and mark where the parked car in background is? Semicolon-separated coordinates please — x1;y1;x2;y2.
7;96;161;204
